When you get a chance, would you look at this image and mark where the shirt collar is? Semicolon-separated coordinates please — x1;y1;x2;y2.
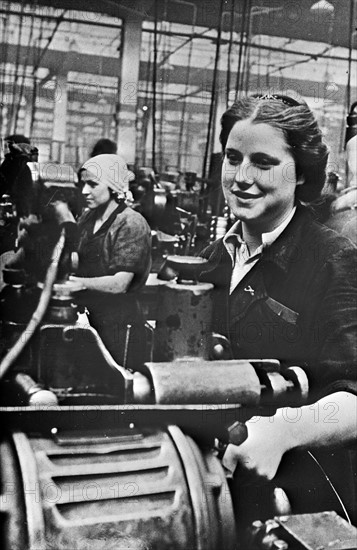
262;206;296;246
223;206;296;258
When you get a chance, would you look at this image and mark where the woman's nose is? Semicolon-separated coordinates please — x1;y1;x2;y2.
82;183;90;195
233;161;255;189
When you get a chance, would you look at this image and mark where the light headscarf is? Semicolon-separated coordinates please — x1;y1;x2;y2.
80;154;134;199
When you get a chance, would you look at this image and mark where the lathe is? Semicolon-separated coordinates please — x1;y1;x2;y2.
0;152;355;550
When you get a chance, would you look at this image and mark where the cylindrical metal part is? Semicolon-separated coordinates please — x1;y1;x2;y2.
154;281;214;361
5;372;58;406
143;359;261;405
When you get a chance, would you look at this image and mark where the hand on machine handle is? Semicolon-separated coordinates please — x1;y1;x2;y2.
215;421;248;471
222;415;290;481
221;419;292;517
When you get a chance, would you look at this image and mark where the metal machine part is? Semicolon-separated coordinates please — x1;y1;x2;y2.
139;360;309;407
0;372;58;406
154;255;214;362
0;426;236;550
36;323;145;405
141;359;261;405
153;280;214;361
249;512;357;550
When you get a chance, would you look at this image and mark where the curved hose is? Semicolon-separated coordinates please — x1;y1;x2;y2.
0;229;66;381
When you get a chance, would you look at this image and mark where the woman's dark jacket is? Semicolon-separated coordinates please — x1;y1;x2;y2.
199;204;357;399
199;204;357;522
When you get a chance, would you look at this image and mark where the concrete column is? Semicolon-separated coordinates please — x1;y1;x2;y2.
51;73;68;163
116;16;143;164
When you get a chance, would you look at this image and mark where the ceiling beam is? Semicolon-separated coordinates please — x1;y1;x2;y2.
17;0;356;50
1;42;355;99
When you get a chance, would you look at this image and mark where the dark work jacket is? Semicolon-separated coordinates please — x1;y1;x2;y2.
199;205;357;524
199;204;357;399
76;204;152;368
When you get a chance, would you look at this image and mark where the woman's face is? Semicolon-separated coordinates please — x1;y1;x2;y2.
81;169;111;209
222;119;303;232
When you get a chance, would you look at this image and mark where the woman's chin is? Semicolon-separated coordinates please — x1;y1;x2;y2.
230;203;262;222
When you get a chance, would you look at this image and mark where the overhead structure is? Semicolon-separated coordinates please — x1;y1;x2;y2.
0;0;356;178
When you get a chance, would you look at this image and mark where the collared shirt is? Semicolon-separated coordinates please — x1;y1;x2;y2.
223;207;296;293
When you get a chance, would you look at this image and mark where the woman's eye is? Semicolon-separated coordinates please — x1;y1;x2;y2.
226;154;240;165
253;157;273;169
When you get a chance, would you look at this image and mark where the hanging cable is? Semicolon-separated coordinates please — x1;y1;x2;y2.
202;0;224;181
177;3;196;172
158;9;169;173
0;1;11;133
241;0;252;93
14;5;36;132
34;9;67;69
255;8;263;92
308;451;351;525
109;23;121;142
156;18;166;172
30;14;44;136
141;30;153;166
152;0;158;173
8;0;26;135
265;34;273;90
226;0;235;107
31;10;66;136
234;0;248;100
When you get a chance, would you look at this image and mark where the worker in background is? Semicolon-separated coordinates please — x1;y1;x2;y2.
90;138;117;158
322;101;357;242
198;95;357;529
70;154;152;369
0;134;39;218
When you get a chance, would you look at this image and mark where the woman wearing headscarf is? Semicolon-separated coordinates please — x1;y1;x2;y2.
70;154;151;368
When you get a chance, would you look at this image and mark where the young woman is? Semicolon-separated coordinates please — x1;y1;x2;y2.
199;95;357;525
70;153;151;368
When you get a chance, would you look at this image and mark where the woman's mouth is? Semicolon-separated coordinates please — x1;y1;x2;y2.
232;190;263;200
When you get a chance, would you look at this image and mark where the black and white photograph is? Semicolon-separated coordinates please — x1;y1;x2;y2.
0;1;356;548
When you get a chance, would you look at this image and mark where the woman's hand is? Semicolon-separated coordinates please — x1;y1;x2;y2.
222;392;357;480
223;414;290;480
69;272;134;293
68;275;87;290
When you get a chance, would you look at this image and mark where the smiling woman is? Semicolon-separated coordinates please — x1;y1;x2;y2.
199;95;357;525
200;94;355;392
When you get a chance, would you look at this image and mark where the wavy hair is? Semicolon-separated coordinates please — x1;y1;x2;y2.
220;96;329;202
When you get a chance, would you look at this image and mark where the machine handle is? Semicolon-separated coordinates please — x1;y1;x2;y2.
215;421;248;461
